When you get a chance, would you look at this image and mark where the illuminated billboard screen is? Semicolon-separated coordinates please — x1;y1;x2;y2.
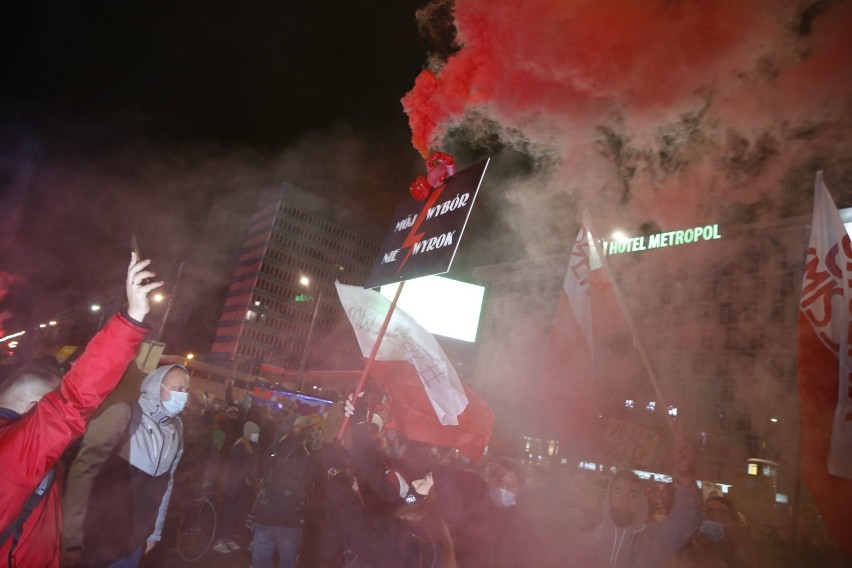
379;275;486;342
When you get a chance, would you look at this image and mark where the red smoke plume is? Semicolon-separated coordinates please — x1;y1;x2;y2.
403;0;852;226
405;0;765;153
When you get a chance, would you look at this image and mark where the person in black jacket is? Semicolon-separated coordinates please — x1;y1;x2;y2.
325;449;456;568
250;417;313;568
322;397;457;568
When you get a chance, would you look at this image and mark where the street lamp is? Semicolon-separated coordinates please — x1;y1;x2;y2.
296;277;322;391
91;304;107;331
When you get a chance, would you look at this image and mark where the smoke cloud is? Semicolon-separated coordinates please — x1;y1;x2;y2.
402;3;852;528
404;0;852;238
0;116;422;334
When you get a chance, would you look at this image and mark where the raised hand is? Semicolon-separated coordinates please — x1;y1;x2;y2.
126;252;163;322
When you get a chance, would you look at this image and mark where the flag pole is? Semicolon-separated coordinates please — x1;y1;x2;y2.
584;211;678;439
337;280;406;440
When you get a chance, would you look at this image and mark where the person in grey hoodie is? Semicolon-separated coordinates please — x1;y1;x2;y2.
570;441;701;568
62;364;190;568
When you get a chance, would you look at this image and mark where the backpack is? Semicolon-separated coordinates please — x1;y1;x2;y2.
251;437;310;527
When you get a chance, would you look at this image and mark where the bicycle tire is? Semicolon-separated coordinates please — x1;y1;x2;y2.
176;498;217;562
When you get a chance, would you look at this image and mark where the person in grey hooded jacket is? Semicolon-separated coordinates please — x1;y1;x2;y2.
62;364;190;567
568;441;701;568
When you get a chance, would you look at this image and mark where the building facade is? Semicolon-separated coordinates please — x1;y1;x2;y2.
209;183;382;375
472;215;808;497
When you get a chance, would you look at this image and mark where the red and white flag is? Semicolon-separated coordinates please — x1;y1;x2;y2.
370;360;494;459
537;214;607;441
335;281;469;425
798;172;852;553
564;215;602;351
540;211;666;447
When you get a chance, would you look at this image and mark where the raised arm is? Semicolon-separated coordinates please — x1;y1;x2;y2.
0;253;160;486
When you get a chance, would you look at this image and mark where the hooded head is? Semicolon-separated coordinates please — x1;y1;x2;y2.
593;470;650;568
486;458;525;509
699;495;739;542
605;470;648;529
139;364;190;420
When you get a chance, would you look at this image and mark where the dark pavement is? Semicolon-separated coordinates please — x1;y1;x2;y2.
142;540;252;567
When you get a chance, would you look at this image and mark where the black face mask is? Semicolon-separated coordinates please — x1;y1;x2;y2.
404;488;426;506
610;508;635;527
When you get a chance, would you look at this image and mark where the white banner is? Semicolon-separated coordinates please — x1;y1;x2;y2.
800;172;852;479
564;213;605;351
335;282;469;425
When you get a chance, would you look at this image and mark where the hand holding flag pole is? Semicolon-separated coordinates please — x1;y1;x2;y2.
336;281;405;440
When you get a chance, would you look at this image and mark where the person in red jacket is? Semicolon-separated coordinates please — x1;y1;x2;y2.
0;252;161;567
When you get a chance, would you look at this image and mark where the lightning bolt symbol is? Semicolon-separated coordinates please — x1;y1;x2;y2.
397;185;446;274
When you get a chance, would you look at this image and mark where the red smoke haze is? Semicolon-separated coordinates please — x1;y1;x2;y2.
404;0;852;229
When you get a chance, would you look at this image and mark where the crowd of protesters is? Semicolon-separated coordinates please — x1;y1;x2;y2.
158;387;844;568
1;252;849;568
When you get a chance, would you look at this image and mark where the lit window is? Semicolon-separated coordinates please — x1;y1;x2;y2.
667;406;678;417
625;399;634;408
646;401;656;411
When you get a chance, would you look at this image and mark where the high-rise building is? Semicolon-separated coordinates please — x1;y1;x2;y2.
209;183;382;376
471;215;809;498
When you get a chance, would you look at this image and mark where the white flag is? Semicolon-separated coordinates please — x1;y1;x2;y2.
799;172;852;479
335;282;469;425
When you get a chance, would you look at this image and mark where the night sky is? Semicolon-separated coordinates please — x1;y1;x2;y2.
0;0;432;331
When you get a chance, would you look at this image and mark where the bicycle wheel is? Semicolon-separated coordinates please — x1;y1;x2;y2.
176;498;217;562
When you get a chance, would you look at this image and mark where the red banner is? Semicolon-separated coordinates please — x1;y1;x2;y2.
370;360;494;460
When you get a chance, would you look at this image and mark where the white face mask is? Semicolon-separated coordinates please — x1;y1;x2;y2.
699;519;726;542
489;486;517;508
162;390;188;415
249;432;259;444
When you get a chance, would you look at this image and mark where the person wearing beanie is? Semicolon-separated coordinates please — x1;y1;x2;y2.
214;420;260;553
62;363;190;567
